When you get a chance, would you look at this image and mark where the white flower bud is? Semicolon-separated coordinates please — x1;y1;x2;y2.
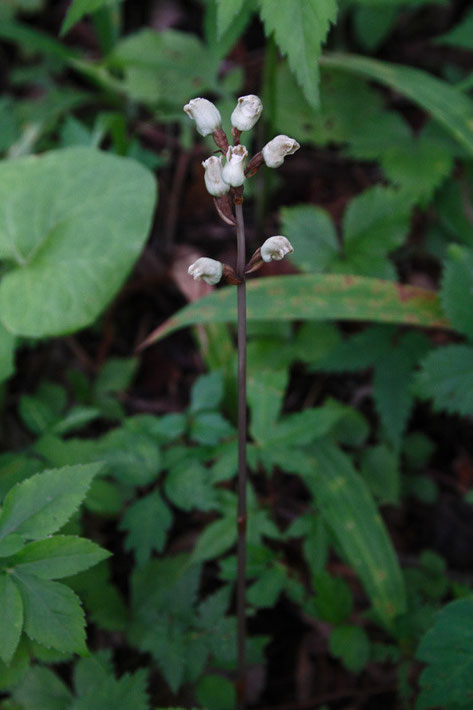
202;156;229;197
188;257;223;285
261;236;294;263
262;135;300;168
231;94;263;131
222;145;248;187
183;98;222;137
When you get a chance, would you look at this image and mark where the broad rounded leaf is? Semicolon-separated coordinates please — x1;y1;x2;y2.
0;147;156;337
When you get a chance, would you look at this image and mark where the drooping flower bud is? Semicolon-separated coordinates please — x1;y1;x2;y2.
188;257;223;285
202;156;229;197
262;135;300;168
222;145;248;187
183;98;222;137
261;236;294;262
231;95;263;132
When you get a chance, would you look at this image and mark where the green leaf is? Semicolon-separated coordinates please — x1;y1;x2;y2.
190;412;234;446
380;131;453;203
259;0;337;107
247;565;286;608
310;570;353;624
441;245;473;341
0;463;102;542
0;534;25;557
0;323;15;385
0;147;156;337
95;357;138;396
416;599;473;709
7;536;110;579
416;345;473;415
215;0;246;37
280;204;339;273
0;573;23;664
248;368;288;445
435;9;473;51
61;0;123;36
321;53;473;157
329;625;370;674
338;186;411;279
191;517;237;564
0;638;30;691
12;666;72;710
109;30;219;108
361;445;400;505
190;371;224;413
195;674;236;710
164;461;217;513
304;442;406;625
70;668;150;710
120;491;173;566
373;331;430;449
141;274;448;346
14;572;87;654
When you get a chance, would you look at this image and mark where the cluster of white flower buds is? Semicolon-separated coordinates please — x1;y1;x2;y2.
184;95;298;287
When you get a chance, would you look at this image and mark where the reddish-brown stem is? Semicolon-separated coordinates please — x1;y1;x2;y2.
235;200;247;710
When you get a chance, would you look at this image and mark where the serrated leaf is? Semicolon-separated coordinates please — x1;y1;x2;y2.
215;0;246;37
0;148;156;337
381;132;453;202
338;185;411;278
280;204;339;273
12;666;72;710
259;0;337;107
61;0;123;36
441;244;473;340
164;461;217;513
141;274;448;347
191;517;237;564
373;331;430;449
14;572;87;654
416;345;473;415
70;668;150;710
304;442;406;625
416;599;473;709
120;491;173;566
0;573;23;664
7;536;110;579
0;463;102;542
321;53;473;157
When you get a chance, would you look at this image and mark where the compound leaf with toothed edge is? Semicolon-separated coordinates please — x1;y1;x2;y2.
0;573;23;665
6;536;110;580
416;599;473;709
120;491;173;566
416;345;473;416
259;0;338;107
0;463;103;542
13;572;87;655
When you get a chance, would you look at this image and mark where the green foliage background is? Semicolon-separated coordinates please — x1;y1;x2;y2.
1;0;473;708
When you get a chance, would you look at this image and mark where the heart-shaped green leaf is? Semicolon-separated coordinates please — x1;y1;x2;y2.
0;147;156;337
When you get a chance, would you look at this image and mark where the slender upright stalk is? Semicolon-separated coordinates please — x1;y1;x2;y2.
235;200;247;710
